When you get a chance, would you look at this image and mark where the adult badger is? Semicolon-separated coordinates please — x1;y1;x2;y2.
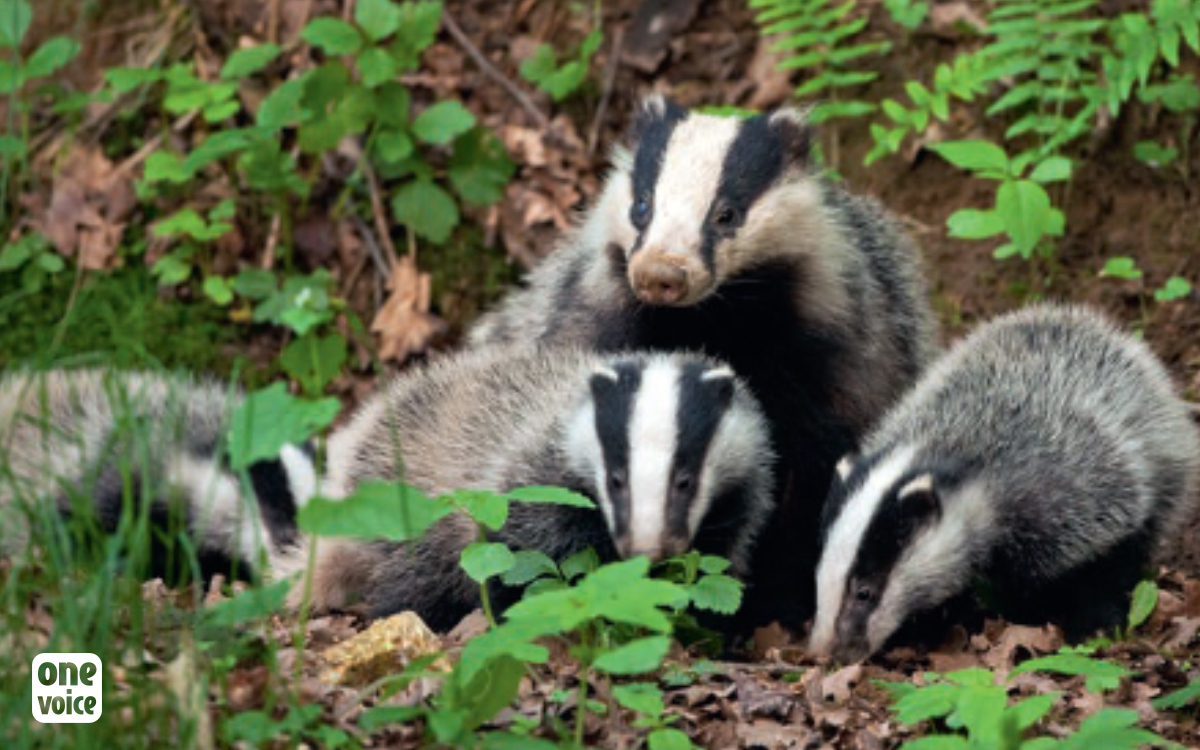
811;305;1200;663
469;95;938;626
0;369;317;581
294;346;775;631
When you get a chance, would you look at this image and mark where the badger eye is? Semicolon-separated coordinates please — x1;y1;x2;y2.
673;472;695;495
854;586;875;603
630;198;652;228
713;205;738;227
608;470;627;495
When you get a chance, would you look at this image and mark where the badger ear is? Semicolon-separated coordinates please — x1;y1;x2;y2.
628;94;687;145
897;473;941;520
767;107;814;167
700;365;735;408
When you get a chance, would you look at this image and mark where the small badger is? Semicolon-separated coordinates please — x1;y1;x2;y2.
468;95;938;625
811;305;1200;663
0;369;318;581
296;346;775;631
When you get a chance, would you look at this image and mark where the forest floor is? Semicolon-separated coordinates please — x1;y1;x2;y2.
9;0;1200;747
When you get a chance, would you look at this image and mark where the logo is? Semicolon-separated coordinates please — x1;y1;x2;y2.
32;653;102;723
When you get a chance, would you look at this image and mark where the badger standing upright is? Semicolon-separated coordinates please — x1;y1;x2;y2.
294;346;776;631
0;369;318;581
469;96;938;626
811;305;1200;663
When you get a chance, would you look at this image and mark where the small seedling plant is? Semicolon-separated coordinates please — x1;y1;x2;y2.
296;473;733;747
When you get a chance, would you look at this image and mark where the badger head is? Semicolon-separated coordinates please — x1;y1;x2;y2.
564;354;774;570
615;95;816;307
810;448;991;663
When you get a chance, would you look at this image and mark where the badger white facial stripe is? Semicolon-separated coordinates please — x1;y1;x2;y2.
168;453;259;565
626;359;681;558
637;115;741;264
279;443;318;509
810;444;917;653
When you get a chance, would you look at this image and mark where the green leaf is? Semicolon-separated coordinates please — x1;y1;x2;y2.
300;482;449;541
280;333;347;395
461;542;517;584
449;127;514;206
613;682;665;715
257;77;309;128
1012;653;1131;693
1100;256;1143;280
357;45;399;87
996;180;1058;258
1132;140;1179;167
956;685;1007;742
560;547;600;580
0;0;31;48
1155;276;1192;302
698;555;731;575
393;1;443;65
152;253;193;286
232;268;277;299
221;43;282;79
302;17;364;56
143;151;190;184
504;485;595;508
688;574;743;615
105;66;163;93
1152;679;1200;710
648;728;694;750
227;383;340;470
501;550;559;587
203;275;234;306
900;738;970;749
1028;156;1073;184
0;60;20;94
356;0;403;41
202;581;289;626
24;37;80;79
1127;580;1158;630
391;178;459;243
375;127;414;163
593;635;672;675
0;238;32;270
928;140;1010;177
1009;692;1059;730
892;683;963;724
1060;708;1164;750
412;100;476;144
947;208;1005;239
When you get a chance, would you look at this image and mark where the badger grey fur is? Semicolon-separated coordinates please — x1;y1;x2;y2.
0;369;318;581
294;346;775;631
811;305;1200;663
468;96;938;625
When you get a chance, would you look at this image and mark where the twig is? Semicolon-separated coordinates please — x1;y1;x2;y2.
441;10;549;129
262;213;283;270
361;157;399;266
351;215;393;280
267;0;281;43
587;28;624;157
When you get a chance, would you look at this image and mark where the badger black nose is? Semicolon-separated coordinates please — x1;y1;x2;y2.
633;263;687;305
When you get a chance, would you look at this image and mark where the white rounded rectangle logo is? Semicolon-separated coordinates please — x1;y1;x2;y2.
32;653;102;723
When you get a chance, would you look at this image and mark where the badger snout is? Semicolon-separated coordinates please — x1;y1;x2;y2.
631;258;688;305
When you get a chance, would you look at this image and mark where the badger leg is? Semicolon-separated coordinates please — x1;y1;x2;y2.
993;528;1153;641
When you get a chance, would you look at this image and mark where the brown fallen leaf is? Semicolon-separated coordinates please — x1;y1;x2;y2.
821;665;863;704
371;254;449;364
33;145;134;270
983;624;1062;674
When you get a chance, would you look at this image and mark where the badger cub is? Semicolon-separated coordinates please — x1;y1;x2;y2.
0;369;318;580
468;95;938;626
303;347;775;631
811;305;1200;663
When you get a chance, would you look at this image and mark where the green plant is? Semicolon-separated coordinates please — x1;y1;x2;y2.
1099;256;1193;305
929;140;1069;261
0;232;66;293
520;29;604;102
884;0;930;31
750;0;891;125
881;659;1171;748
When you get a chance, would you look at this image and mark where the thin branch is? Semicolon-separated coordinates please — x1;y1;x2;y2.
361;156;399;266
587;28;624;157
442;10;549;129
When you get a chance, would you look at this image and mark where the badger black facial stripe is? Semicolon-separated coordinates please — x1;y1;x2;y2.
668;361;731;539
591;361;641;538
848;474;941;587
630;101;687;252
700;115;789;271
248;457;299;548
